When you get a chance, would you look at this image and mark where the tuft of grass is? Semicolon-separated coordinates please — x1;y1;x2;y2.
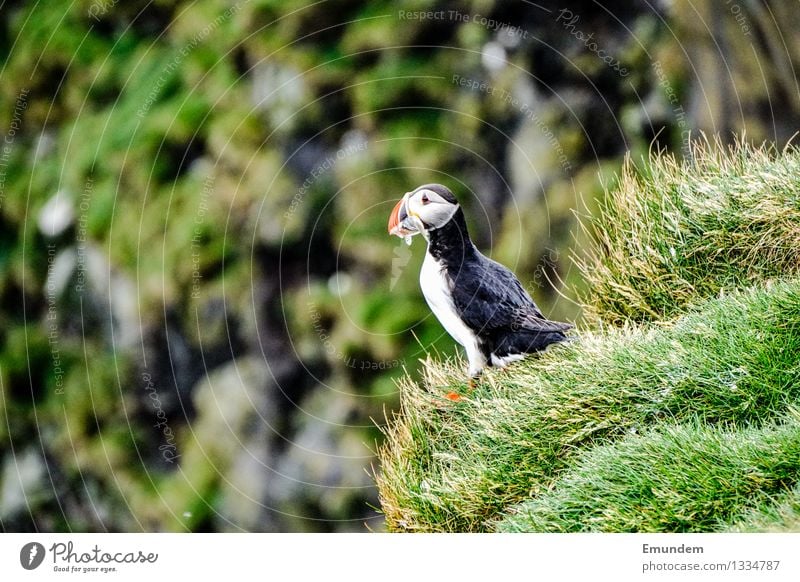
575;138;800;324
376;280;800;532
496;416;800;532
726;482;800;532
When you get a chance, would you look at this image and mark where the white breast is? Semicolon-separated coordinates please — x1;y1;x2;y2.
419;253;470;345
419;252;487;377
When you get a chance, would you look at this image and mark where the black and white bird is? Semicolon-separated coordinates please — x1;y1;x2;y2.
388;184;572;383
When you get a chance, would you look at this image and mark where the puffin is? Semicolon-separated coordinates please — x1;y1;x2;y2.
387;183;572;386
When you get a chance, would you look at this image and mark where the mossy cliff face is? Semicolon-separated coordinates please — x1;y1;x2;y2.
0;1;798;531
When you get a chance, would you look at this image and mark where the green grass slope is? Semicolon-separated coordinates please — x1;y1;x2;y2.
497;416;800;532
376;141;800;532
729;482;800;532
576;138;800;324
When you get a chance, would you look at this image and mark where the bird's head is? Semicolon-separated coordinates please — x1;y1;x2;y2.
387;184;459;240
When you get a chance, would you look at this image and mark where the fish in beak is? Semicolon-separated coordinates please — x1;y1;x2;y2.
387;193;418;243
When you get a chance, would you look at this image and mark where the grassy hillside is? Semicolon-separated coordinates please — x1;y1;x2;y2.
576;138;800;324
376;141;800;532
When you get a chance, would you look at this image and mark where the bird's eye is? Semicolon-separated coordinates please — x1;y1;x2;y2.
421;193;430;204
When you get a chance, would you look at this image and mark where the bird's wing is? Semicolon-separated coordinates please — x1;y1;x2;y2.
450;254;573;335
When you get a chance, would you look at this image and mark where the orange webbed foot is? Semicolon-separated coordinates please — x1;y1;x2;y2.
444;374;480;403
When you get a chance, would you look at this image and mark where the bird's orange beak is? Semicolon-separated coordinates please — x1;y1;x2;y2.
387;198;403;234
388;195;415;237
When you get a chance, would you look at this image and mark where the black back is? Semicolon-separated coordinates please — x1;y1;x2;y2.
427;205;572;359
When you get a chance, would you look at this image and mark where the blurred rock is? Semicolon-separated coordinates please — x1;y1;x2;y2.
0;448;48;520
31;131;56;162
43;243;141;350
267;386;380;531
44;247;77;298
193;356;273;451
191;356;276;531
482;41;507;74
251;61;308;133
37;191;74;237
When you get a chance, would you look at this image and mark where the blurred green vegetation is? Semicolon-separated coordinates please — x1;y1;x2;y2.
1;0;799;531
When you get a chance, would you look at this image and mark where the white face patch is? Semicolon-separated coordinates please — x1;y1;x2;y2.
406;188;459;232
